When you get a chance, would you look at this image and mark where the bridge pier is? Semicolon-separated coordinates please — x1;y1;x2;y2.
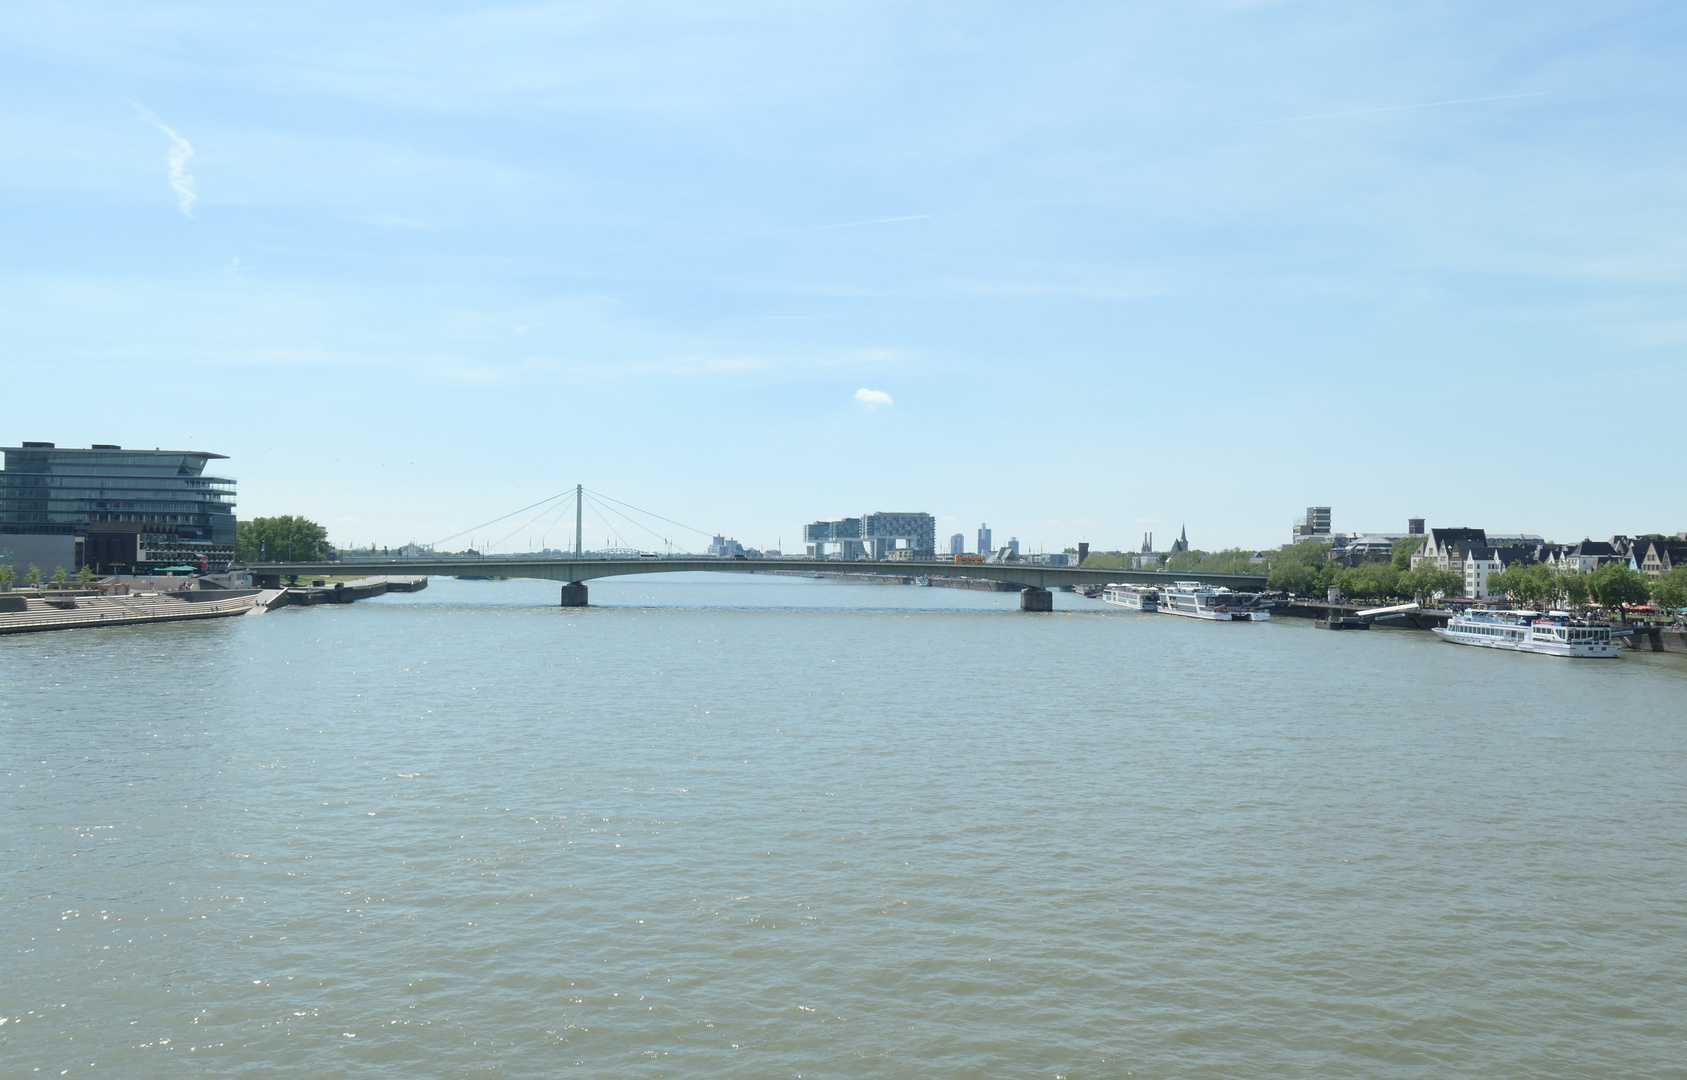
1019;587;1053;612
559;581;588;607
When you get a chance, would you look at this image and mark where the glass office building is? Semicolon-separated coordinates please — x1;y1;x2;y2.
0;442;237;572
805;512;935;560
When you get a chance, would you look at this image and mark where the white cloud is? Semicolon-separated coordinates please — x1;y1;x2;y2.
854;387;893;408
134;105;196;215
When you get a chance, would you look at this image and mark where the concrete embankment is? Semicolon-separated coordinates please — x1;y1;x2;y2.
1620;627;1687;654
261;575;428;610
0;589;264;635
1273;600;1452;630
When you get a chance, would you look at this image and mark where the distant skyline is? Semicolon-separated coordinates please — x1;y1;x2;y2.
3;2;1684;552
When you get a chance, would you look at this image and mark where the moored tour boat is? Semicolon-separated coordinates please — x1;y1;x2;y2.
1155;582;1271;622
1101;584;1158;611
1432;610;1621;658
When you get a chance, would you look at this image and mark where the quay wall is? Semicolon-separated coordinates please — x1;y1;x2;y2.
262;575;428;610
1275;601;1451;630
1622;628;1687;654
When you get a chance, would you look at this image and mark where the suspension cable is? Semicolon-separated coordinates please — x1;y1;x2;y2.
584;493;697;554
489;489;577;552
584;489;714;539
433;490;572;547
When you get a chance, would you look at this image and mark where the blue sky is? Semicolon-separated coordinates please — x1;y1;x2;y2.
3;1;1684;553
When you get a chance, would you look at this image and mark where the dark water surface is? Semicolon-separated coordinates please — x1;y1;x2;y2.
3;574;1685;1078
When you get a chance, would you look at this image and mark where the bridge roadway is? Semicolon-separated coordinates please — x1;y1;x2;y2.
245;557;1268;611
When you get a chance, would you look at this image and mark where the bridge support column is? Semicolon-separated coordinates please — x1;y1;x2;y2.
559;581;588;607
1019;587;1053;612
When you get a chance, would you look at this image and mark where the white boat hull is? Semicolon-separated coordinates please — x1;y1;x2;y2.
1101;588;1157;612
1158;606;1232;621
1432;627;1621;658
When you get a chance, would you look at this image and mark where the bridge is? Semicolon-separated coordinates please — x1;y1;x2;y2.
243;556;1268;611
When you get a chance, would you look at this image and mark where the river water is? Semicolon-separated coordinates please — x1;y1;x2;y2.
3;574;1685;1079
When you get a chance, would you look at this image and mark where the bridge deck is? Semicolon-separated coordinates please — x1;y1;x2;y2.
244;557;1268;593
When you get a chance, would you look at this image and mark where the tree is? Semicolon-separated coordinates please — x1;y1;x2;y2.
1588;563;1650;616
1490;562;1554;609
1486;565;1515;600
25;564;41;586
1391;536;1423;572
1336;561;1403;600
1400;564;1462;603
1163;549;1205;572
51;565;67;586
1650;567;1687;612
236;516;330;563
1552;568;1590;609
0;566;14;589
1268;542;1330;595
76;565;95;583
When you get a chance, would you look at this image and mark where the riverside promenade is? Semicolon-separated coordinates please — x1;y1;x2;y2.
0;589;264;635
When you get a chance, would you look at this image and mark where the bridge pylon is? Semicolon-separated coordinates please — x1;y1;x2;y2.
560;581;588;607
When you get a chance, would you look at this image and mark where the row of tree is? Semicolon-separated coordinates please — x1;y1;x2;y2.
1488;561;1681;613
1255;537;1684;612
1267;541;1463;602
0;564;97;588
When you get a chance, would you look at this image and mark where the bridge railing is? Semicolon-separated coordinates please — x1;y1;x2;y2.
239;555;1268;592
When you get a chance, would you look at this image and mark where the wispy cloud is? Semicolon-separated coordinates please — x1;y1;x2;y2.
133;104;196;215
1238;92;1549;127
854;387;893;408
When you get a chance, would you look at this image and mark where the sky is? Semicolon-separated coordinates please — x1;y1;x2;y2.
2;0;1684;554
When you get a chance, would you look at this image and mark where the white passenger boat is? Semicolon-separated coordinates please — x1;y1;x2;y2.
1155;582;1271;622
1101;584;1158;611
1433;610;1621;658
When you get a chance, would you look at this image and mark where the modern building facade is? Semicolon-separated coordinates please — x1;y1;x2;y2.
977;524;992;555
0;442;237;573
950;532;966;555
707;535;746;558
862;512;935;559
804;517;864;560
805;512;936;559
1292;506;1332;543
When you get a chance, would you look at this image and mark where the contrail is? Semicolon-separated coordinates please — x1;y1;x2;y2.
133;103;197;215
606;214;931;252
1237;92;1549;127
